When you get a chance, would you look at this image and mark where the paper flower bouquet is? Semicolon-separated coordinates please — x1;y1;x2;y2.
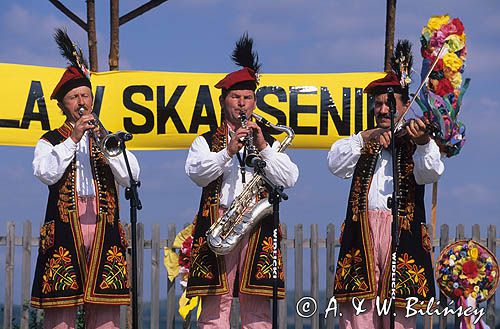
416;15;470;157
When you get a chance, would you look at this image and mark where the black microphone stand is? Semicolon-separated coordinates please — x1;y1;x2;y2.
386;88;400;329
253;161;287;329
119;138;142;329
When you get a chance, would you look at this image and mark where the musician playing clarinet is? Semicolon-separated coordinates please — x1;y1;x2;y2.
31;29;139;329
327;41;444;329
185;33;298;329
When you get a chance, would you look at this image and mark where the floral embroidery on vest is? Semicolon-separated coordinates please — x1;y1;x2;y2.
334;248;368;292
396;253;429;298
100;246;129;290
190;237;215;280
39;221;55;254
42;246;79;294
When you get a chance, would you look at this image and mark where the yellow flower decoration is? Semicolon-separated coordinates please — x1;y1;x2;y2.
443;52;463;72
446;34;465;53
427;15;450;31
469;247;478;260
450;73;463;89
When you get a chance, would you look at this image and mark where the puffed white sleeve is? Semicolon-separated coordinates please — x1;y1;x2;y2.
107;150;141;187
185;136;232;187
327;133;364;179
412;139;445;185
258;141;299;189
32;138;77;185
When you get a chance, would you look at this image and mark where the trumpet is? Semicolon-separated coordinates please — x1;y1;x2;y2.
78;107;124;157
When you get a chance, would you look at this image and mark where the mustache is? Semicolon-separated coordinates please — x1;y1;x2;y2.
376;113;399;120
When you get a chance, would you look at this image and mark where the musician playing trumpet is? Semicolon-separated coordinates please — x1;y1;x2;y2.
31;29;139;329
185;34;298;329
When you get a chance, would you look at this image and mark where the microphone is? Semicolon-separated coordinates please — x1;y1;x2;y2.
115;131;133;141
246;155;266;169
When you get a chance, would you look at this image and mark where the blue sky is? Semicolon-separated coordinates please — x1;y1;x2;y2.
0;0;499;301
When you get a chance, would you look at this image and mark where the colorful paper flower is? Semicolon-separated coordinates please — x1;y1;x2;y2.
436;240;499;303
427;14;451;31
415;15;470;157
443;52;463;72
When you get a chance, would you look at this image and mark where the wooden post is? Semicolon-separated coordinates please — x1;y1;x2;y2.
109;0;120;70
486;225;496;328
279;224;288;329
125;224;132;329
294;224;304;329
429;181;439;329
311;224;319;329
325;224;335;329
438;224;449;329
21;221;32;329
150;224;160;329
137;223;145;329
4;221;15;329
455;224;465;329
384;0;396;71
166;224;176;329
87;0;98;71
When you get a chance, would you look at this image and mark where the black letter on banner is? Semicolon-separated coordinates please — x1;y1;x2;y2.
320;87;349;136
289;86;317;135
92;86;105;117
189;85;217;133
354;88;363;133
158;86;187;134
20;81;50;130
256;86;287;126
366;94;375;129
123;85;154;134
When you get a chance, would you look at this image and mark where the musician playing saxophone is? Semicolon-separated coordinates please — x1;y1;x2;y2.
31;29;139;328
185;34;298;329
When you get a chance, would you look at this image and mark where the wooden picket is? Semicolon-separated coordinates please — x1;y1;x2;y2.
0;221;497;328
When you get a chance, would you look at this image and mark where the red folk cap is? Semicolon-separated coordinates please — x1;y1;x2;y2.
215;67;257;91
50;66;92;101
363;71;403;95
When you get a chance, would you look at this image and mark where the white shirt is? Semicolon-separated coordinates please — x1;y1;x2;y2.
185;127;299;208
327;133;444;210
33;131;140;196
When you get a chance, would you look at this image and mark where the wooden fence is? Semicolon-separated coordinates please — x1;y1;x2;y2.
0;221;497;329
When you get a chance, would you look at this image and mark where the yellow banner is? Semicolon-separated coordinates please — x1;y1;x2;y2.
0;63;383;150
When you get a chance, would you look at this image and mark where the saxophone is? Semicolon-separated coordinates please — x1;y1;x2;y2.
206;113;295;255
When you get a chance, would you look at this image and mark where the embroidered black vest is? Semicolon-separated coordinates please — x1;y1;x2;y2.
186;124;286;298
31;123;130;308
333;136;435;309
